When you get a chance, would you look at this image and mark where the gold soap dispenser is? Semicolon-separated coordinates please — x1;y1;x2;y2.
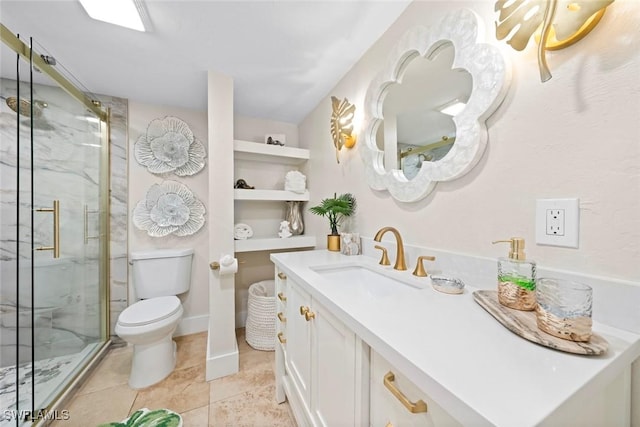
492;237;537;311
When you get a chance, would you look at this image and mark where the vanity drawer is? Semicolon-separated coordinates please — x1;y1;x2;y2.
370;351;461;427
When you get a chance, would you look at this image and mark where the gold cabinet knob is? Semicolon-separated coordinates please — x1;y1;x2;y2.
277;312;286;323
300;306;309;316
374;245;391;266
209;261;220;270
412;255;436;277
304;311;315;321
277;332;286;344
277;292;287;302
278;272;287;280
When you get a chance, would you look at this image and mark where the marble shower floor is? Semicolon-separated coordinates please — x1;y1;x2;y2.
51;329;295;426
0;344;97;427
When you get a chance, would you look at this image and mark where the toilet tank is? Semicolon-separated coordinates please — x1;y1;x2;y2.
130;248;194;299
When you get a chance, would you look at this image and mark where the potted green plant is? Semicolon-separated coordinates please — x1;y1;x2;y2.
309;192;356;251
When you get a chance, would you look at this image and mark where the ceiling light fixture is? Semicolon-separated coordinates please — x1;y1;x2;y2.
437;99;466;117
78;0;147;32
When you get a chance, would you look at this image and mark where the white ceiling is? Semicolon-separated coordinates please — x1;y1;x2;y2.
1;0;411;124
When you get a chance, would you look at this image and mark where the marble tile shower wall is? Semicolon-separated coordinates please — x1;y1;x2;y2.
104;92;128;343
0;78;128;366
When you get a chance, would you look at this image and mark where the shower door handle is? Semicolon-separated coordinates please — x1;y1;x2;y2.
35;200;60;258
84;205;100;244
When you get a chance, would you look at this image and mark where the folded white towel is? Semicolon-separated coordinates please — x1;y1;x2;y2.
285;170;306;194
234;223;253;240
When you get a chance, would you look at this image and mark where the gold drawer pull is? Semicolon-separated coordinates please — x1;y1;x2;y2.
383;371;428;414
300;306;309;316
386;423;394;427
277;312;286;323
304;311;315;321
277;332;286;344
277;292;287;302
278;272;287;280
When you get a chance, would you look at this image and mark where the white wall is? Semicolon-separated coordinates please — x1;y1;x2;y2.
206;70;237;379
128;101;209;335
126;105;303;331
234;116;299;147
299;0;640;283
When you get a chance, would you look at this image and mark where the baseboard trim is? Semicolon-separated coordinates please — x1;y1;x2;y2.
205;338;239;381
175;314;208;337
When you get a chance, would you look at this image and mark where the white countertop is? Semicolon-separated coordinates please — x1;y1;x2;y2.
271;250;640;427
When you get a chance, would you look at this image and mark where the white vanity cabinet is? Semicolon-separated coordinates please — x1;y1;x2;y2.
276;269;366;426
370;351;461;427
284;273;312;413
272;251;640;427
275;268;288;403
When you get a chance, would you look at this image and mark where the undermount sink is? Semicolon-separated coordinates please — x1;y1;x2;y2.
310;262;423;297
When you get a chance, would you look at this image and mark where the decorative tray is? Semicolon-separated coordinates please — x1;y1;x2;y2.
473;290;608;355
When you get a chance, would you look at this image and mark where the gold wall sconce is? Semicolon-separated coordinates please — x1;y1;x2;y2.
495;0;614;82
330;96;356;164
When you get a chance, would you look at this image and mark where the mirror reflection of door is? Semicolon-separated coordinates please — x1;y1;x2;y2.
375;42;472;180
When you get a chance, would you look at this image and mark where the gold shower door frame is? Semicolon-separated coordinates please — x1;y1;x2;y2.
1;22;111;419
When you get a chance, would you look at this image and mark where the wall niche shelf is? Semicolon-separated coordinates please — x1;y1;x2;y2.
234;189;310;201
235;236;316;253
233;139;315;253
234;140;309;165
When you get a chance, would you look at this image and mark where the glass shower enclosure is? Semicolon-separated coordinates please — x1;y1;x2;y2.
0;25;109;425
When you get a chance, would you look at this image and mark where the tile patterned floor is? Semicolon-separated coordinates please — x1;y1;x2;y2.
51;329;294;426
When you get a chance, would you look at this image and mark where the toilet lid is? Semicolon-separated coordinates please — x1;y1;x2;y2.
118;296;182;326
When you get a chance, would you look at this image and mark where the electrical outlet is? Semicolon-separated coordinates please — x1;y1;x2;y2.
536;199;579;248
546;209;565;236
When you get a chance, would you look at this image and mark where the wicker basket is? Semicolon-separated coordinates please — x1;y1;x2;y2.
245;280;276;351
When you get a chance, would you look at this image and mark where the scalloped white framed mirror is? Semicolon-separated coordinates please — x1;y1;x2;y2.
360;9;510;203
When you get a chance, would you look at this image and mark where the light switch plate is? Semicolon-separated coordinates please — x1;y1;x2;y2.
535;198;580;248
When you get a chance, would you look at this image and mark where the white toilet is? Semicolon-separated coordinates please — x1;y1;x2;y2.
115;248;194;389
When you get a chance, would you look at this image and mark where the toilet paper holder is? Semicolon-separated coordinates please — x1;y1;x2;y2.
209;254;243;272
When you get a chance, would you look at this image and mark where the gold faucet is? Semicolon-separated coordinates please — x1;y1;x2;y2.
373;227;407;271
412;255;436;277
374;245;391;266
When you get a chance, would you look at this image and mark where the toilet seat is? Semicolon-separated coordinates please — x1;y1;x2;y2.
118;296;182;327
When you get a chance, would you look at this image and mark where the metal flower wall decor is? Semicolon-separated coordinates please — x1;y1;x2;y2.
135;116;206;176
495;0;614;82
133;180;205;237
